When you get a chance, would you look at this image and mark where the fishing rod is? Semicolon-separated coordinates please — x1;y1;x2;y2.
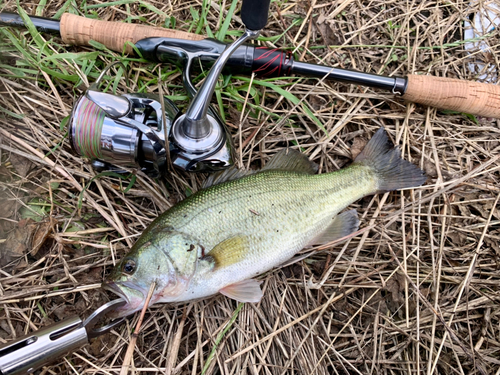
2;11;499;120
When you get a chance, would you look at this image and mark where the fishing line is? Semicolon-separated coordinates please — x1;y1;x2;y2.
71;96;106;160
70;62;129;162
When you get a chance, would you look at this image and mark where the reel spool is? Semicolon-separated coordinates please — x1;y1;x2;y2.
68;63;173;176
69;91;177;176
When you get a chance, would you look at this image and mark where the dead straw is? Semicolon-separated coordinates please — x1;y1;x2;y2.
119;281;157;375
1;0;500;374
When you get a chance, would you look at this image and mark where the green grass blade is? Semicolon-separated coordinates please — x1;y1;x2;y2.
53;0;74;19
84;0;168;17
195;0;209;35
216;0;238;41
201;303;244;375
236;77;327;134
35;0;48;16
16;5;48;53
40;51;100;63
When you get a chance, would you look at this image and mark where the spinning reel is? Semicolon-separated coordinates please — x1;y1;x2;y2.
69;0;271;175
69;58;232;175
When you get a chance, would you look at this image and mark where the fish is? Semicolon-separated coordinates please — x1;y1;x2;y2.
104;127;426;317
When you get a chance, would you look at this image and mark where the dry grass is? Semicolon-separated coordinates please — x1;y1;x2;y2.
1;0;500;374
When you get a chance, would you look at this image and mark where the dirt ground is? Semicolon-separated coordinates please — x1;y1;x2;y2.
1;0;500;374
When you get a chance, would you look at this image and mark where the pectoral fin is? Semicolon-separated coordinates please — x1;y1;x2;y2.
219;279;263;303
208;235;249;269
308;209;360;246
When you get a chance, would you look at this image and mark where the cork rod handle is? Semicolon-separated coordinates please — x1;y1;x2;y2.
402;75;500;118
59;13;204;54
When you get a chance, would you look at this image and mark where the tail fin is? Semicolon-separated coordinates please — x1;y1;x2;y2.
354;128;426;192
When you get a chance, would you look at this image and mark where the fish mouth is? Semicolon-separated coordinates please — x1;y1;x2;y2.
103;281;128;302
102;280;146;317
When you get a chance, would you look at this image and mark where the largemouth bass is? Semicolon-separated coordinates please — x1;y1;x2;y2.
104;128;426;316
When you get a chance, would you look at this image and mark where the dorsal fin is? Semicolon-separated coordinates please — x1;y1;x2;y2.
202;149;317;189
202;167;256;189
262;149;318;174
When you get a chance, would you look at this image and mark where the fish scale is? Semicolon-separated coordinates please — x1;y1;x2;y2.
149;167;373;248
105;128;426;316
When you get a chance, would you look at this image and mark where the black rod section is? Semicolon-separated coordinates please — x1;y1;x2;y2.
0;12;61;35
292;61;407;93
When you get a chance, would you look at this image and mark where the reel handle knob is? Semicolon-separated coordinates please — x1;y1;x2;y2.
241;0;271;31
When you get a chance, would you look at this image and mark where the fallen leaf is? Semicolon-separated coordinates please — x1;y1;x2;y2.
0;218;56;270
0;197;18;222
447;231;468;247
52;305;79;321
10;153;34;178
294;0;309;16
423;160;439;178
32;217;56;256
309;95;325;111
314;11;342;46
350;137;368;160
0;166;12;182
19;198;47;222
0;320;12;336
0;219;37;270
384;272;406;317
314;20;338;46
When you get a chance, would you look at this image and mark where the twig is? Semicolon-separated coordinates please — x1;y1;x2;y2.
119;281;157;375
165;303;193;375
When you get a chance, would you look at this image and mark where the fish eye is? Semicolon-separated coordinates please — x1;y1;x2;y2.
122;259;136;274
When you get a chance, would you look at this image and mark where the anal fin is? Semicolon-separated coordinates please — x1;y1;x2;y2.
219;279;263;303
308;209;360;246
